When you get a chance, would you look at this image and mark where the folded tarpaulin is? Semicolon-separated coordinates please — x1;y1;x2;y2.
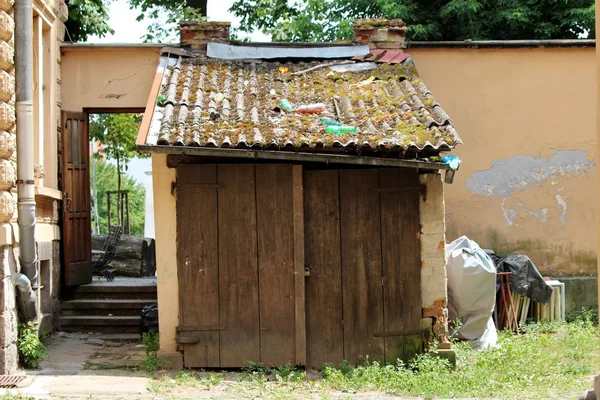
446;236;498;350
485;251;553;305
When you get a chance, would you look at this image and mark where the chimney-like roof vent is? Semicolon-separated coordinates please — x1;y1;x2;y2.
179;21;231;51
353;19;408;50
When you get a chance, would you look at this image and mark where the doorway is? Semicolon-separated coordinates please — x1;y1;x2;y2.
60;108;146;286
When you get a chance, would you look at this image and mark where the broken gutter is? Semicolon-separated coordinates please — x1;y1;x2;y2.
137;144;455;173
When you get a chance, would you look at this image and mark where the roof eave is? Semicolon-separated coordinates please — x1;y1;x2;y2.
136;54;170;147
136;144;453;171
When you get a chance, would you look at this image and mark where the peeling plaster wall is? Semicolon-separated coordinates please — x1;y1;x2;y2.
410;47;597;276
61;46;161;110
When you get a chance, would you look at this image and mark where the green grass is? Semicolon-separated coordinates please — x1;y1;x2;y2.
148;320;599;399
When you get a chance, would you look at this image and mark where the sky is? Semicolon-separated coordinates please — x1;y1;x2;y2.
88;0;270;185
88;0;270;44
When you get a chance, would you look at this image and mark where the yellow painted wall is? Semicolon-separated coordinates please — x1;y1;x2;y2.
151;154;180;361
410;47;597;276
61;46;161;110
62;45;598;279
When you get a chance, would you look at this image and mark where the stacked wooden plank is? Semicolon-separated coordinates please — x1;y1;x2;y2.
531;281;565;322
496;280;565;328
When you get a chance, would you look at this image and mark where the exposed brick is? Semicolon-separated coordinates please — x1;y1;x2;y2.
434;300;446;308
352;19;406;51
179;21;231;50
423;307;443;318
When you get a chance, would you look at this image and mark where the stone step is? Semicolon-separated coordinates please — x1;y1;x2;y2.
70;285;157;300
60;316;142;334
88;333;142;343
61;299;156;316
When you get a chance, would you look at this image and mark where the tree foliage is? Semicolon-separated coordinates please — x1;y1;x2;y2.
89;113;147;232
64;0;114;42
91;160;146;237
65;0;207;42
89;113;145;193
230;0;595;42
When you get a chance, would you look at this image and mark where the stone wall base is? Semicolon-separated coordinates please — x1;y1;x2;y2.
0;245;18;374
158;350;183;370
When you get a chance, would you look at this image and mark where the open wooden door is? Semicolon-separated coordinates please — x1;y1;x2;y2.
61;111;92;286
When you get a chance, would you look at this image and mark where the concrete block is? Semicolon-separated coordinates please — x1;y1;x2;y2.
0;342;17;374
0;245;9;279
0;276;15;312
421;266;447;309
421;317;433;330
158;350;183;370
558;277;598;314
0;310;16;347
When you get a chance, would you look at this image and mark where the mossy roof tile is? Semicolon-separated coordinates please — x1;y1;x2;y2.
144;54;462;157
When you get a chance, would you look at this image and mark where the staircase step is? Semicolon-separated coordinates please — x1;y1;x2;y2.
70;285;157;300
60;316;142;334
88;333;141;343
61;299;156;316
60;315;141;325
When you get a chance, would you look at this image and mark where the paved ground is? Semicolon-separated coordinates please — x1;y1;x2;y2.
0;333;422;399
0;333;152;399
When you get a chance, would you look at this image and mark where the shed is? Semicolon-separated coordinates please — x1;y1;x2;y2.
137;19;461;369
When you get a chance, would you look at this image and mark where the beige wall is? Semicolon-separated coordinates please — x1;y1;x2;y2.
410;47;597;276
61;46;161;111
151;154;181;366
63;45;598;280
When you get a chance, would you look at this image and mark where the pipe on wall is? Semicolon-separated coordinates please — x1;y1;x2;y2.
14;272;36;321
14;0;38;321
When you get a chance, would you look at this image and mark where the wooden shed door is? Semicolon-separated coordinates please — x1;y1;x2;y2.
304;168;423;368
177;164;305;368
61;111;92;286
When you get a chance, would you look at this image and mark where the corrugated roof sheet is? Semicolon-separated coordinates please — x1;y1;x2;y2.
144;53;461;156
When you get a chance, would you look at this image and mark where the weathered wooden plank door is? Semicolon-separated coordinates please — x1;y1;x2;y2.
177;164;303;368
61;111;92;286
304;168;423;368
304;170;344;368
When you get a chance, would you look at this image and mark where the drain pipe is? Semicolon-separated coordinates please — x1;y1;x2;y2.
14;0;38;322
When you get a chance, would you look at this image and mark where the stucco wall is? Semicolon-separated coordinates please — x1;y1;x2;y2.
409;47;597;277
61;46;161;111
151;154;181;367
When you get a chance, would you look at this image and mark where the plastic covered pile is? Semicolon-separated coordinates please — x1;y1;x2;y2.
485;251;552;304
141;304;159;334
446;236;498;350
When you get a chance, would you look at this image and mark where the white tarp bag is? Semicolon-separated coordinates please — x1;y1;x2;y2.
446;236;498;350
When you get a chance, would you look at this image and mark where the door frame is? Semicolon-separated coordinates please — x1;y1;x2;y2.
60;107;145;287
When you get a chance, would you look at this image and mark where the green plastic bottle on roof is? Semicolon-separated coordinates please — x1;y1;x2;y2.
325;125;357;134
320;117;342;126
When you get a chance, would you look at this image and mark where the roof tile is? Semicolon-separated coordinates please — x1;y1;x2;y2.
145;54;462;156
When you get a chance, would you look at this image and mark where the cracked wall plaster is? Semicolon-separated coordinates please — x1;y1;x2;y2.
466;150;596;198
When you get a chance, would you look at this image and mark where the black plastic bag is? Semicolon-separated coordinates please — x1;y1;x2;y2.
485;250;553;304
141;304;159;334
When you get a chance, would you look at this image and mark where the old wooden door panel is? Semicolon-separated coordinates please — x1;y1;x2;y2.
176;164;220;368
339;170;385;364
218;165;260;367
304;168;422;367
61;112;92;286
255;165;296;366
304;170;344;369
378;169;423;363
